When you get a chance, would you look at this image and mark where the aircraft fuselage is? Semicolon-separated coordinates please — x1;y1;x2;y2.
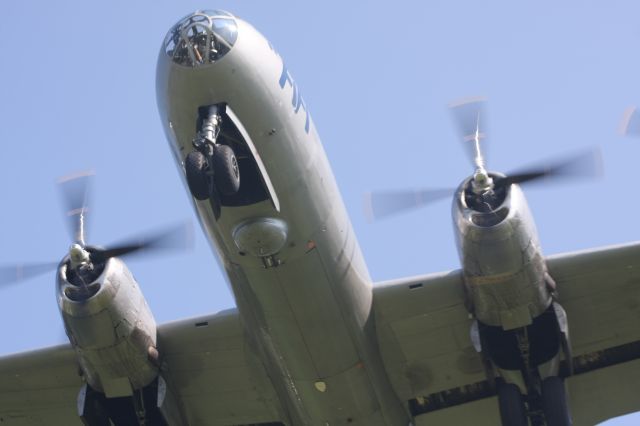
156;11;410;425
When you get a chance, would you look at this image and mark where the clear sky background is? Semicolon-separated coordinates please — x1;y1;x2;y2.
0;1;638;424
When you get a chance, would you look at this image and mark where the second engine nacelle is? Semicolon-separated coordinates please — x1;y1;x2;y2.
57;256;159;398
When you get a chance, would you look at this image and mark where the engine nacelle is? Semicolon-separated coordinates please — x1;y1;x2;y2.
57;256;159;397
453;177;553;330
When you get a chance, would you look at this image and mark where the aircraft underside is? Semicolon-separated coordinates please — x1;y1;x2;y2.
1;8;640;426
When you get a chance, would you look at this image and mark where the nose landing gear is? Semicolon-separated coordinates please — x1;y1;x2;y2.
211;143;240;196
184;104;240;201
185;150;211;201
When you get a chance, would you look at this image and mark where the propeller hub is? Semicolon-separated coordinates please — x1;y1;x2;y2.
69;244;90;268
472;168;494;194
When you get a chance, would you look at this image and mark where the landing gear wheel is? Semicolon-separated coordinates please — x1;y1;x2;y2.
212;144;240;196
497;383;528;426
185;151;211;200
541;376;571;426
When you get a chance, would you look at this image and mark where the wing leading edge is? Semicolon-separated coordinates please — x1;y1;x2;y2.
373;241;640;425
2;242;639;425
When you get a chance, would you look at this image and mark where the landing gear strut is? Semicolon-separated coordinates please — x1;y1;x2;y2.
185;104;240;200
77;377;185;425
541;376;571;426
497;382;528;426
478;305;573;425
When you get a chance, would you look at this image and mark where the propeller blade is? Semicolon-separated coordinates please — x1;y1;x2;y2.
58;171;94;245
620;106;640;138
93;222;194;262
499;148;603;188
364;188;453;221
449;97;488;170
0;261;59;286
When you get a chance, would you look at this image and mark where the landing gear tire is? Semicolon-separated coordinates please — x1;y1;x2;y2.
212;144;240;196
541;376;571;426
185;151;211;200
497;383;528;426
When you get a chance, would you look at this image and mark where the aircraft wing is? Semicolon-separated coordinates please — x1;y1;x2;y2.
373;241;640;425
0;309;282;425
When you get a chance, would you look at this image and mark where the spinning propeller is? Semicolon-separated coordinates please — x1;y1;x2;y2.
0;171;192;286
365;98;602;221
620;106;640;138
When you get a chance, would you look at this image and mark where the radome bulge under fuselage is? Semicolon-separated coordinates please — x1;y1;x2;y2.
156;11;410;425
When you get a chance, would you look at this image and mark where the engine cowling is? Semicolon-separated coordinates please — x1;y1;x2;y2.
57;256;159;398
453;177;552;330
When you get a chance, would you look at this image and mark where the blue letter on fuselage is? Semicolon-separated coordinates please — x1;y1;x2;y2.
279;63;310;134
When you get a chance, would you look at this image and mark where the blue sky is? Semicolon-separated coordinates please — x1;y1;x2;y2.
0;1;638;424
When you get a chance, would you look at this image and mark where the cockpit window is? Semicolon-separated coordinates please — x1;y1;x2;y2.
164;10;238;67
212;18;237;46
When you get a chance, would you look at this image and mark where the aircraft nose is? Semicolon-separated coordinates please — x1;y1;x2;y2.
163;10;238;68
